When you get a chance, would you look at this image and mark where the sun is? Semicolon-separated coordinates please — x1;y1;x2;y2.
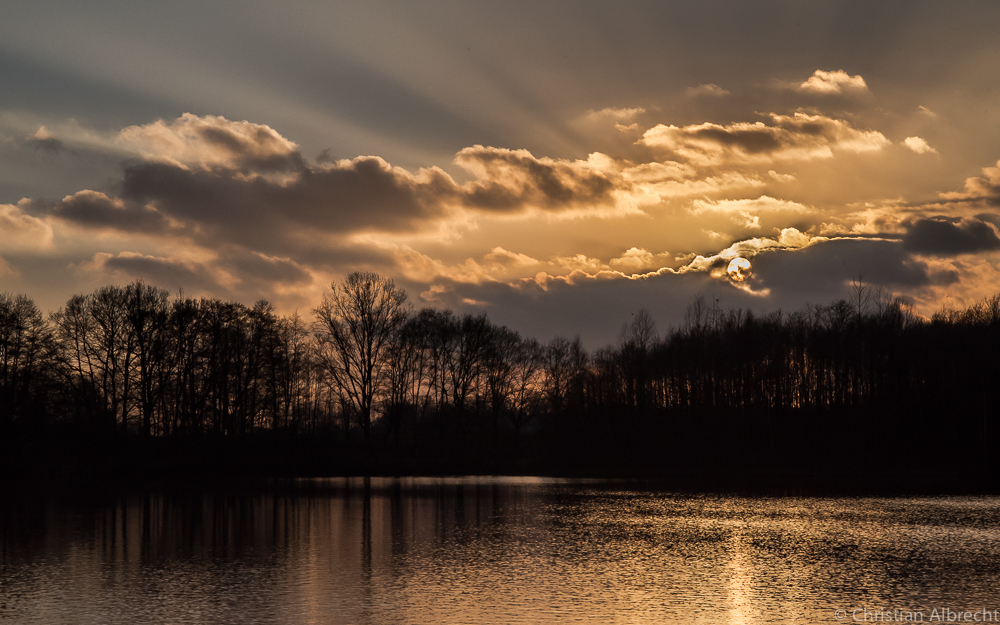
727;257;752;282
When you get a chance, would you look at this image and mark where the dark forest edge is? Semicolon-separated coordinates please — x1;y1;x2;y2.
2;272;1000;494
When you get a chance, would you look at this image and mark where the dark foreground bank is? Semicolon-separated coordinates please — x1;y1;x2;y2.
4;419;998;496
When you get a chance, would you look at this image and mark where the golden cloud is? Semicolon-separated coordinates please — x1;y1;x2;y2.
796;70;869;95
117;113;301;171
686;83;730;97
0;202;54;251
903;136;937;155
640;112;890;166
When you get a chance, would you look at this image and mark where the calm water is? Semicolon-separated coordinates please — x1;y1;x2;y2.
2;478;1000;624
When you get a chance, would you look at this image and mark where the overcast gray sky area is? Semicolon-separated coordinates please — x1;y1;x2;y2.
3;0;1000;346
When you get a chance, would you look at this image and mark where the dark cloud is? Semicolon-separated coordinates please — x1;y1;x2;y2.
99;253;215;293
38;156;455;253
43;190;176;234
755;238;931;293
902;217;1000;256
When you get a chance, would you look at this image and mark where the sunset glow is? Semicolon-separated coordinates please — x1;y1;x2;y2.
3;2;1000;345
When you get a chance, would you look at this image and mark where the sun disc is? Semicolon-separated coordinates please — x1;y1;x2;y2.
727;257;752;281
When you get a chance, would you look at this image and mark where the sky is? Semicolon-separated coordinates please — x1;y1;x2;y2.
3;0;1000;347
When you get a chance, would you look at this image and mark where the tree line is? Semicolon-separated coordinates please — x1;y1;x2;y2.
2;273;999;484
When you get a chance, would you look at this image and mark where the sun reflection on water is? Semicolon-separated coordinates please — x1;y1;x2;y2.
2;481;1000;624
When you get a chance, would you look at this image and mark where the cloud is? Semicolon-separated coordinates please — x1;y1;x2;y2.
768;170;796;183
117;113;303;171
640;112;890;166
823;205;907;236
388;245;500;286
22;112;892;270
432;237;932;349
0;202;54;251
903;136;937;155
585;107;645;122
689;196;812;231
28;113;798;274
553;254;606;273
235;252;313;286
624;173;769;209
36;156;456;256
85;251;217;292
689;195;812;216
45;190;177;234
752;238;932;294
455;145;617;213
23;126;66;154
686;84;730;97
943;160;1000;206
675;228;823;274
122;156;454;240
14;110;985;336
482;247;539;272
80;249;317;304
608;247;671;272
902;217;1000;256
796;70;869;95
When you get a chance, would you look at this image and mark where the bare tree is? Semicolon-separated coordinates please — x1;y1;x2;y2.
124;280;169;436
313;272;408;444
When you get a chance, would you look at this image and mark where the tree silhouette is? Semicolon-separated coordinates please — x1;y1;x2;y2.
314;272;408;445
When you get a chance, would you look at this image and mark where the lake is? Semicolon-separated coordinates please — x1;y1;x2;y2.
2;477;1000;624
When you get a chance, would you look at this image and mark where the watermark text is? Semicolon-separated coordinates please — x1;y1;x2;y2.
833;607;1000;622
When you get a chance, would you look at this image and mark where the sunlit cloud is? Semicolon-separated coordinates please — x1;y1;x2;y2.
624;171;767;206
767;170;796;183
483;246;540;272
639;112;890;166
796;69;869;95
903;136;937;155
553;254;607;273
455;145;618;214
3;104;998;336
117;113;302;171
0;202;54;251
821;204;908;236
689;196;812;231
689;196;812;216
585;107;646;122
686;83;730;97
608;247;671;272
385;243;511;286
906;254;1000;315
940;160;1000;206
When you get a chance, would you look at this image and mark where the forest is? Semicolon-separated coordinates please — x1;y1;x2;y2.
2;272;999;491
